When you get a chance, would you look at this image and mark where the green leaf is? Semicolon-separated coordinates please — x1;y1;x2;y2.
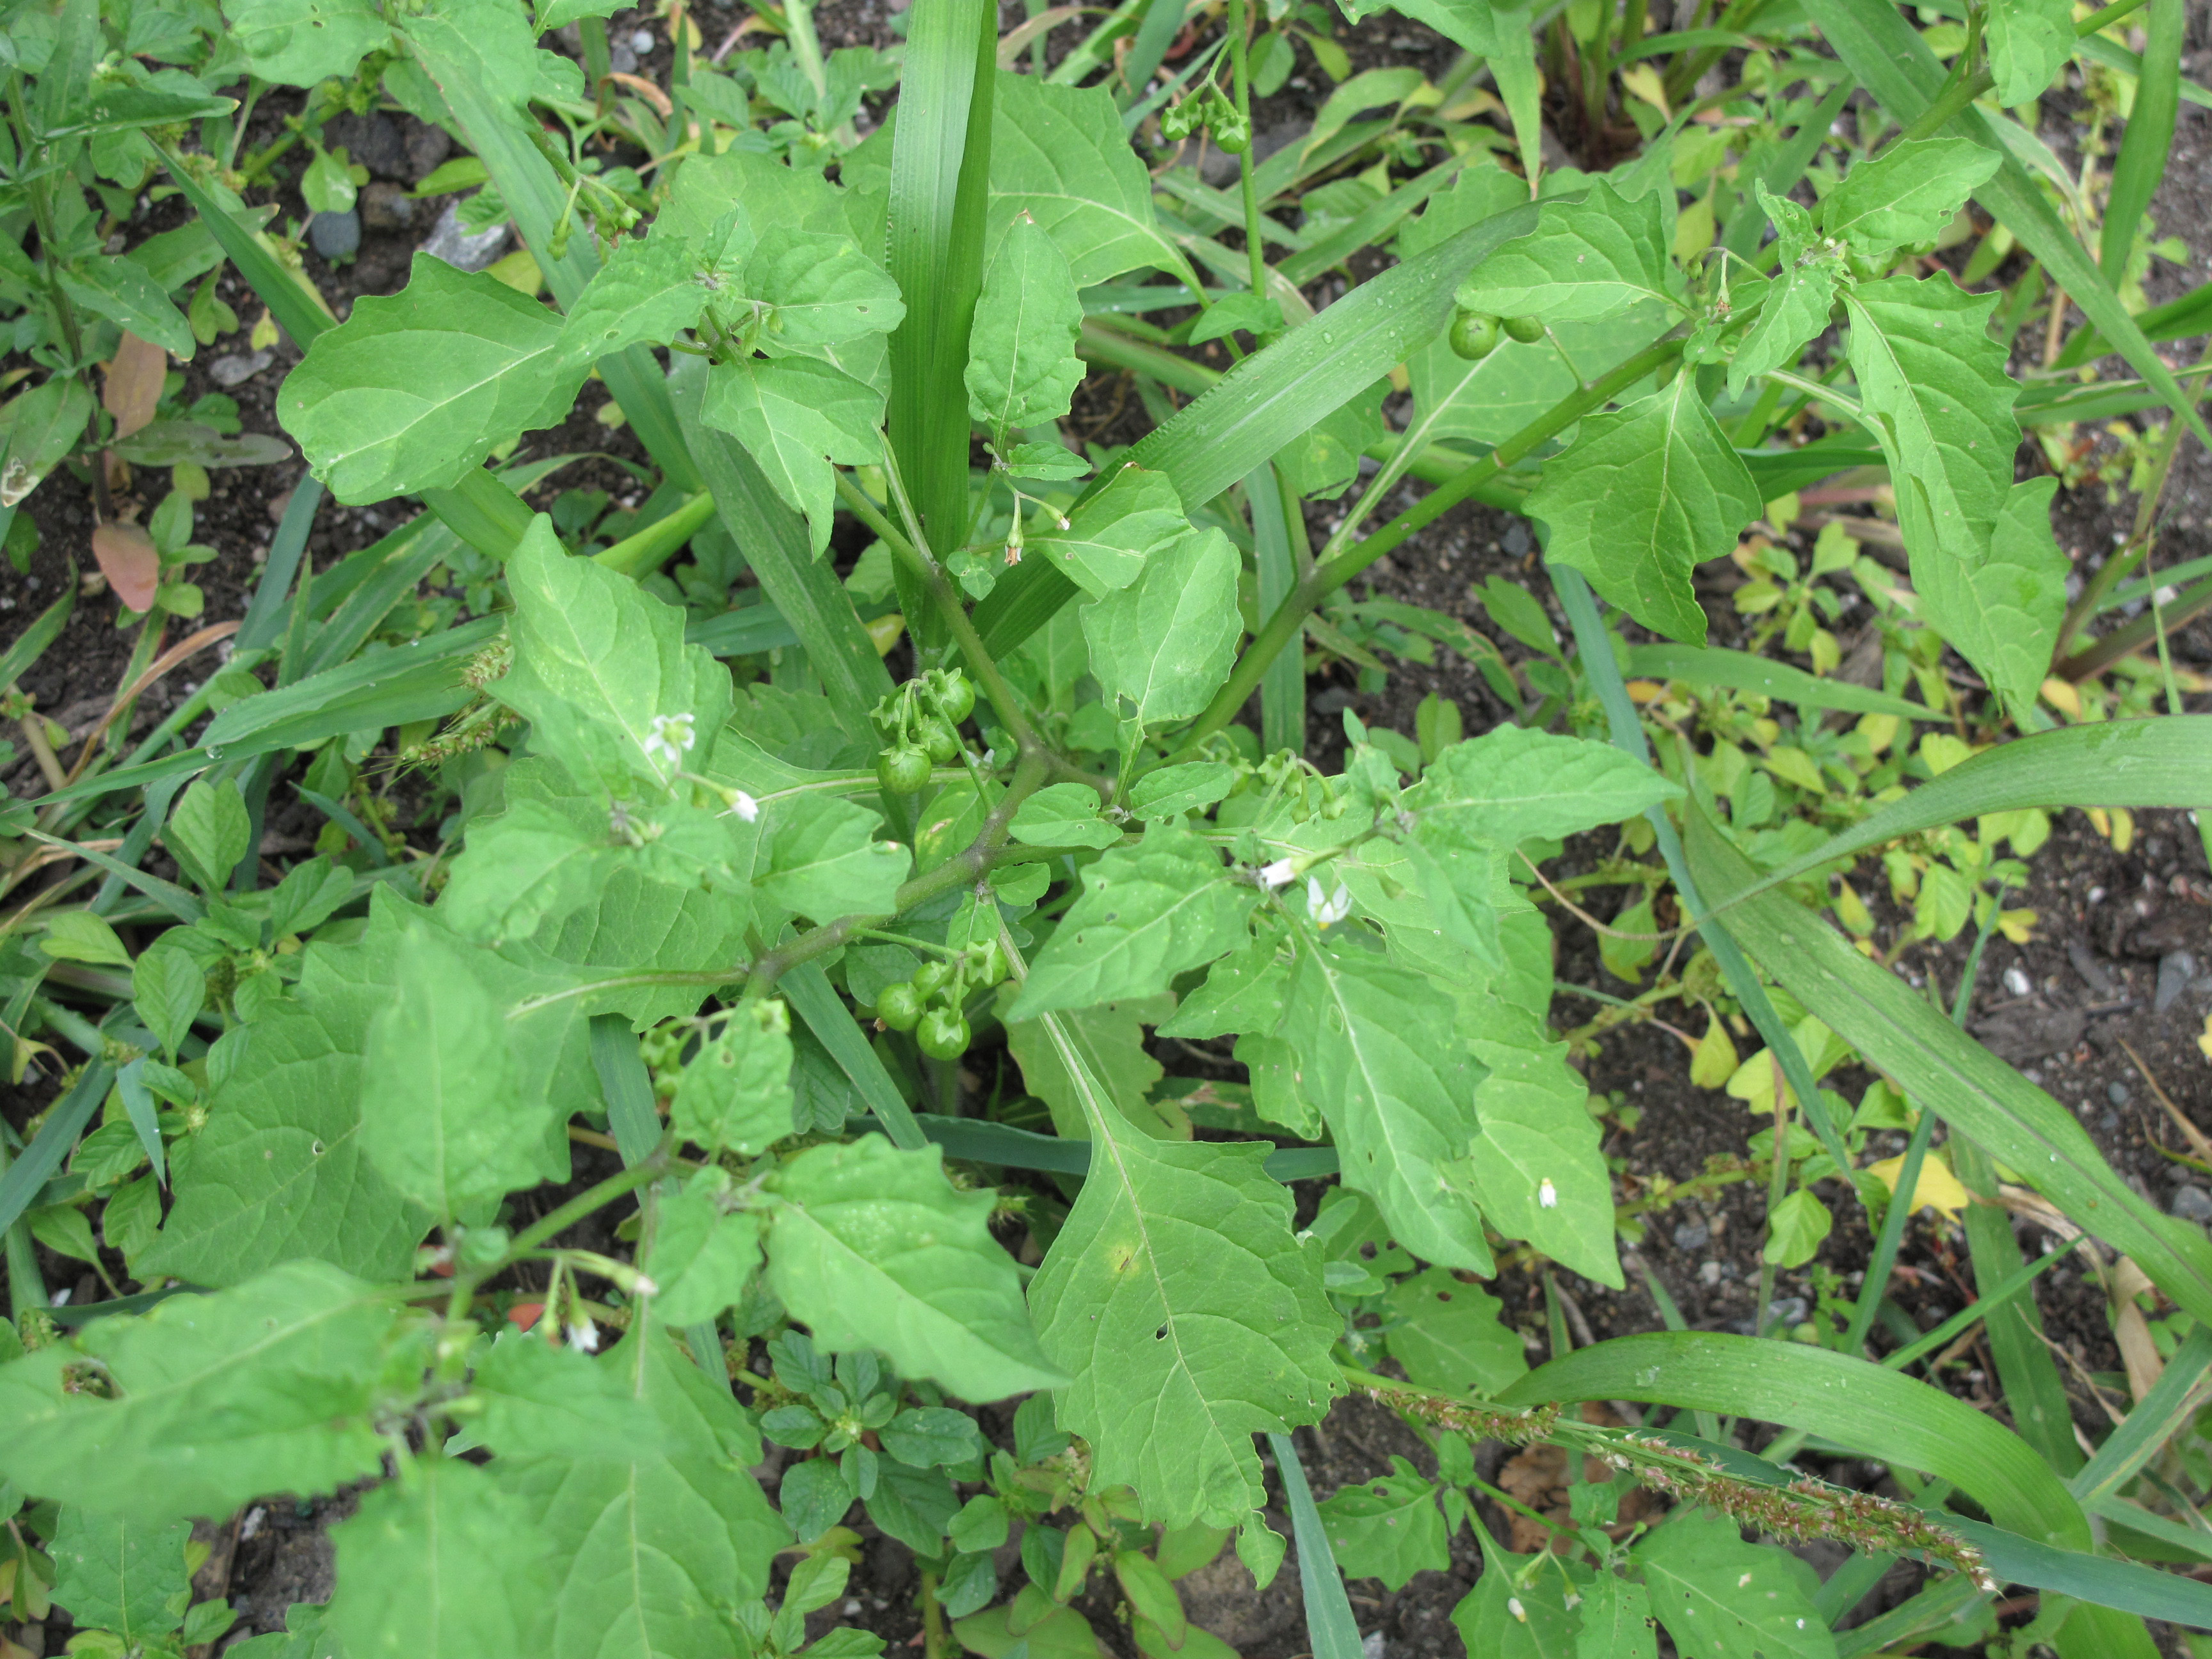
1008;781;1122;851
1029;464;1189;600
1382;1267;1529;1397
49;1510;188;1642
165;776;251;893
1911;476;2067;705
0;1261;397;1520
1818;138;2002;260
1409;725;1683;846
467;1331;671;1462
701;355;882;557
1576;1572;1658;1659
1028;1022;1340;1528
1003;995;1178;1142
328;1459;558;1659
495;1323;788;1658
1631;1513;1830;1659
645;1185;764;1326
278;255;584;504
748;227;906;349
497;518;737;796
1316;1459;1451;1591
1726;186;1843;399
758;793;910;922
990;71;1193;287
1619;645;1937;721
1987;0;2076;107
1761;1187;1832;1270
360;927;563;1220
1009;827;1256;1021
223;0;390;85
966;214;1086;442
527;868;749;1026
57;262;194;360
765;1137;1065;1400
671;1002;795;1155
1464;1013;1623;1288
1526;371;1761;645
1126;762;1235;822
1283;936;1493;1273
557;224;718;364
1082;528;1241;727
38;911;131;967
1451;1548;1580;1658
1455;180;1684;322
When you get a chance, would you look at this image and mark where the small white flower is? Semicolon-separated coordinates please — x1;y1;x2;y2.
643;711;696;773
1507;1597;1527;1623
1258;858;1297;890
566;1318;600;1353
1738;1573;1754;1589
1538;1178;1558;1209
1308;877;1352;927
724;789;760;823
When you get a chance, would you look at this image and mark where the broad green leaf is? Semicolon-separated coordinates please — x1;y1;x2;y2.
1283;936;1493;1273
1726;185;1843;399
0;1261;396;1520
328;1459;558;1659
748;226;906;349
1631;1514;1831;1659
1843;275;2016;571
1317;1458;1450;1591
558;224;717;364
399;0;586;116
766;1137;1065;1400
1382;1267;1528;1397
1454;180;1685;322
1008;781;1122;851
278;255;586;502
140;1000;431;1286
671;1002;794;1155
49;1510;189;1642
1126;762;1235;822
990;71;1192;287
438;796;637;945
1155;932;1290;1040
362;927;561;1219
223;0;390;84
1451;1549;1580;1657
1009;827;1256;1020
1818;138;2003;259
496;1324;788;1659
1762;1187;1833;1269
966;214;1085;442
166;775;250;893
58;262;194;360
1527;372;1761;645
528;868;749;1025
1028;464;1187;599
1987;0;2075;108
1029;1023;1340;1528
700;355;882;556
757;793;909;922
1003;995;1178;1141
467;1332;671;1462
1912;476;2067;705
645;1185;764;1326
497;517;737;795
1409;725;1683;846
1576;1573;1658;1659
1082;528;1240;726
38;910;131;967
1464;1016;1623;1288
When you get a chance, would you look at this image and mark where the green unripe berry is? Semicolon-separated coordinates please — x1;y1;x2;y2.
917;1007;971;1060
918;717;961;766
911;959;952;998
931;669;976;725
1448;310;1502;362
1213;120;1250;155
876;982;924;1031
1501;314;1547;344
878;744;932;794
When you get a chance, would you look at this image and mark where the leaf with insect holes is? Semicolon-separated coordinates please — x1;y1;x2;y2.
278;255;586;503
1986;0;2076;109
1577;1573;1660;1659
1727;185;1844;399
1283;933;1495;1273
494;1324;787;1659
1009;781;1123;851
1317;1458;1452;1591
1819;138;2002;261
1029;463;1188;599
1029;1029;1340;1528
1911;476;2067;706
1526;371;1761;645
1009;826;1256;1021
328;1458;559;1659
670;1002;794;1155
1455;179;1685;323
746;227;906;348
1631;1512;1832;1659
700;354;882;557
990;72;1194;287
1003;994;1176;1142
224;0;392;86
767;1138;1066;1402
965;214;1086;443
1082;527;1241;726
1452;1545;1582;1658
557;224;719;365
1383;1267;1529;1397
0;1260;397;1520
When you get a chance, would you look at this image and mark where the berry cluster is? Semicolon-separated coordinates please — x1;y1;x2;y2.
874;938;1008;1060
1158;84;1250;154
1448;309;1545;361
871;668;976;796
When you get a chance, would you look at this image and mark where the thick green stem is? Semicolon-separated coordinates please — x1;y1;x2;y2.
1226;0;1266;300
464;1156;671;1293
1176;333;1687;755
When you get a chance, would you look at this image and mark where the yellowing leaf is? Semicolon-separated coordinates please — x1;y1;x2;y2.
1996;908;2037;945
1918;732;1973;775
1834;879;1874;938
1690;1013;1738;1089
1864;1151;1971;1221
2041;677;2081;719
1619;62;1669;115
1763;745;1826;794
1726;1049;1790;1114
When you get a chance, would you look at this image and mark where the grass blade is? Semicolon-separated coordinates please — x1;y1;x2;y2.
2072;1322;2212;1508
0;1063;113;1238
237;477;321;653
0;584;73;689
778;961;926;1153
1683;799;2212;1329
2098;0;2182;279
1267;1432;1364;1659
1624;644;1940;721
1246;465;1304;754
588;1013;664;1167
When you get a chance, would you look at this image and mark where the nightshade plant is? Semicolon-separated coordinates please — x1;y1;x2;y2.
4;0;2212;1654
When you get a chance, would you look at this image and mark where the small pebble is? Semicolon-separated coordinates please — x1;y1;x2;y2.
1698;1260;1722;1286
2172;1186;2212;1225
607;42;638;74
1672;1220;1710;1252
1502;523;1533;556
308;208;360;260
1361;1630;1386;1659
422;200;509;272
2003;966;2032;998
1767;1297;1809;1327
207;349;273;387
2107;1080;2131;1107
2099;1111;2120;1132
630;26;655;51
2156;950;2198;1013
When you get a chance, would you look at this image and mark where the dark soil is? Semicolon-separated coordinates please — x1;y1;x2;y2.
6;11;2212;1659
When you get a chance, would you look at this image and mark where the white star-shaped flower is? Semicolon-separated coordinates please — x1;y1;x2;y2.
566;1317;600;1353
643;711;696;773
1308;877;1352;927
723;789;760;822
1258;858;1297;890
